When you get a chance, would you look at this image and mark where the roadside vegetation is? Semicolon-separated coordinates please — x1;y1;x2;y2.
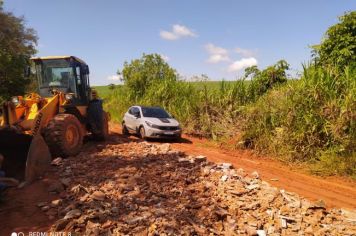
0;2;37;105
104;11;355;177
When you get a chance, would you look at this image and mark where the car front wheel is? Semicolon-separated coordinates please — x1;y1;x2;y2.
139;126;146;140
122;123;129;135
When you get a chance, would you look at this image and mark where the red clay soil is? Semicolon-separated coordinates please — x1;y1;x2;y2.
0;175;58;235
110;123;356;210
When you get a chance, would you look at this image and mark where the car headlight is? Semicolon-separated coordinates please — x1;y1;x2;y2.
145;121;160;129
11;96;19;106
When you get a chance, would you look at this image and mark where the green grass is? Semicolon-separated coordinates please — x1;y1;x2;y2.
93;81;237;97
188;80;239;90
94;79;291;98
93;85;123;98
97;67;356;178
242;65;356;177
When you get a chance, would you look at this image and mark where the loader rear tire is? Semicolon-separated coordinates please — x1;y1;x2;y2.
87;99;109;141
43;114;84;158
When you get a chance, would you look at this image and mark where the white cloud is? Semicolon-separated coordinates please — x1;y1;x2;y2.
235;47;257;57
228;57;258;72
107;74;122;81
160;54;170;62
160;24;197;40
205;43;230;63
205;43;228;55
207;54;230;63
172;24;196;37
160;31;179;40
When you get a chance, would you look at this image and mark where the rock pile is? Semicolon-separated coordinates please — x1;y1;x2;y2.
39;141;355;235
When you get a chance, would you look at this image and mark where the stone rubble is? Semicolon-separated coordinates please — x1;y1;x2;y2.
40;141;356;235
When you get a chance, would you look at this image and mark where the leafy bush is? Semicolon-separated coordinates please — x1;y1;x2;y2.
246;60;290;98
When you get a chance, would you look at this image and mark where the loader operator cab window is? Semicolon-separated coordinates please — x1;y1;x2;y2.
35;58;88;104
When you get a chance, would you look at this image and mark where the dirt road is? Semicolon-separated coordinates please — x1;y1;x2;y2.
172;138;356;209
111;123;356;210
0;124;355;235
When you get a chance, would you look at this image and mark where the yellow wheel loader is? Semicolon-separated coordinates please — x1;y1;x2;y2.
0;56;109;183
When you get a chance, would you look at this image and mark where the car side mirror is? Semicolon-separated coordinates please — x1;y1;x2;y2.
134;112;140;118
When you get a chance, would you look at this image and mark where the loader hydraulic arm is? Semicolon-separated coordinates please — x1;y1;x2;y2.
0;92;66;135
30;94;60;136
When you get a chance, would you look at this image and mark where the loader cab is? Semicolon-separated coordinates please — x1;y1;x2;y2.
31;56;91;105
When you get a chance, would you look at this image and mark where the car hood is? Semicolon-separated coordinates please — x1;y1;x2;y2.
144;117;179;126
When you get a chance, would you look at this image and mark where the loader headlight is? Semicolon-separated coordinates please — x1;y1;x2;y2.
11;96;19;106
65;93;74;101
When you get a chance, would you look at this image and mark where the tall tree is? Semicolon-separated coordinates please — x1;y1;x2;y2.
0;4;37;102
245;60;290;97
312;11;356;69
243;65;260;79
119;54;177;98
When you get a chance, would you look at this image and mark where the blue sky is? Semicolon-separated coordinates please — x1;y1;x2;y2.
4;0;355;85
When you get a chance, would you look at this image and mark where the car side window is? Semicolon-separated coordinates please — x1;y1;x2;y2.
132;107;140;117
128;107;134;115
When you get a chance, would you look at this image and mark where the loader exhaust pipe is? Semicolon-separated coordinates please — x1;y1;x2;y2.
0;126;51;183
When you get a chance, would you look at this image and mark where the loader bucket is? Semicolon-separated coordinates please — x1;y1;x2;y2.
0;127;51;183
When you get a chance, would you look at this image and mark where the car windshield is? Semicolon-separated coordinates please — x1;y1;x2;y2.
141;107;171;118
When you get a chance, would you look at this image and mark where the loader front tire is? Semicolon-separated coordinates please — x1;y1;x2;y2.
43;114;84;158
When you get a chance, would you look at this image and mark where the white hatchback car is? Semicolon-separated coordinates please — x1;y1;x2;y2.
122;106;182;140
